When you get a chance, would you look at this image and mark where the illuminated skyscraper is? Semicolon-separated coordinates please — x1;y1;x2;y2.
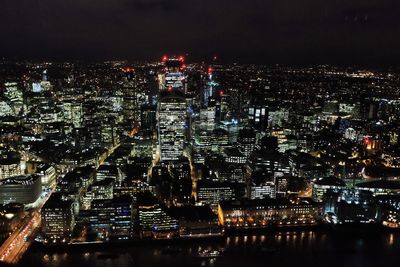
62;101;83;128
159;56;187;92
248;105;268;131
3;82;23;115
158;91;187;162
204;66;217;105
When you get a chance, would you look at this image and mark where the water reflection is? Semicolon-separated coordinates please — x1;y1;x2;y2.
389;233;394;246
22;230;400;267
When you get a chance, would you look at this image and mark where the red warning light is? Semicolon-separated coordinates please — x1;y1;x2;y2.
208;67;213;74
162;55;168;62
168;86;173;92
364;137;370;145
219;90;224;96
181;64;187;70
122;67;134;73
178;56;184;62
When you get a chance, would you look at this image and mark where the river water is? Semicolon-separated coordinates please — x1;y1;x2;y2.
18;229;400;267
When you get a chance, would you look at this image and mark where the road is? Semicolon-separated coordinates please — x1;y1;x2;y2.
148;147;160;178
0;211;41;264
0;143;122;265
0;148;62;265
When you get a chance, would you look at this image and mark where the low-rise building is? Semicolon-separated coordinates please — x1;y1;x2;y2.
218;198;322;228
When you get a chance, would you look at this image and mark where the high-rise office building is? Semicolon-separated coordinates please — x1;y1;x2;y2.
3;82;23;115
140;104;157;132
158;91;187;162
248;105;268;131
159;56;186;92
199;105;216;131
62;101;83;128
237;127;257;157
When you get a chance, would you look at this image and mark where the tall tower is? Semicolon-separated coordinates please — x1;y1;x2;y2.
159;56;187;93
158;90;187;162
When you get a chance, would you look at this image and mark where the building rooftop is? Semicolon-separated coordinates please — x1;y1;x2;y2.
137;192;158;207
0;151;20;165
167;205;217;221
356;179;400;190
219;198;318;210
314;176;346;187
43;192;73;209
0;175;39;186
91;178;114;188
91;194;133;206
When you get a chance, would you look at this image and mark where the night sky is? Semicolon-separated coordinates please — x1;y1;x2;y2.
1;0;400;65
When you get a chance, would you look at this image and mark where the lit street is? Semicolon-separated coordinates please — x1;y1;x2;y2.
1;2;400;266
0;211;41;264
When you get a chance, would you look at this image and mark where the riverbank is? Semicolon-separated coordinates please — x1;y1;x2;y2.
20;226;400;267
31;223;396;253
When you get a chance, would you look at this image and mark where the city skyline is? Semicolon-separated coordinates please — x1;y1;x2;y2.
2;1;400;267
1;55;400;267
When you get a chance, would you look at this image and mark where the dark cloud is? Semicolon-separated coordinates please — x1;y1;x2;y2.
0;0;399;65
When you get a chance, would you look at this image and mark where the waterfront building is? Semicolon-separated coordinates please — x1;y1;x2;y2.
218;198;322;228
41;193;75;243
167;205;222;237
89;195;134;240
137;192;179;238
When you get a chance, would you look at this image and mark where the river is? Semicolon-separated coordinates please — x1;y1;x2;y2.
18;228;400;267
